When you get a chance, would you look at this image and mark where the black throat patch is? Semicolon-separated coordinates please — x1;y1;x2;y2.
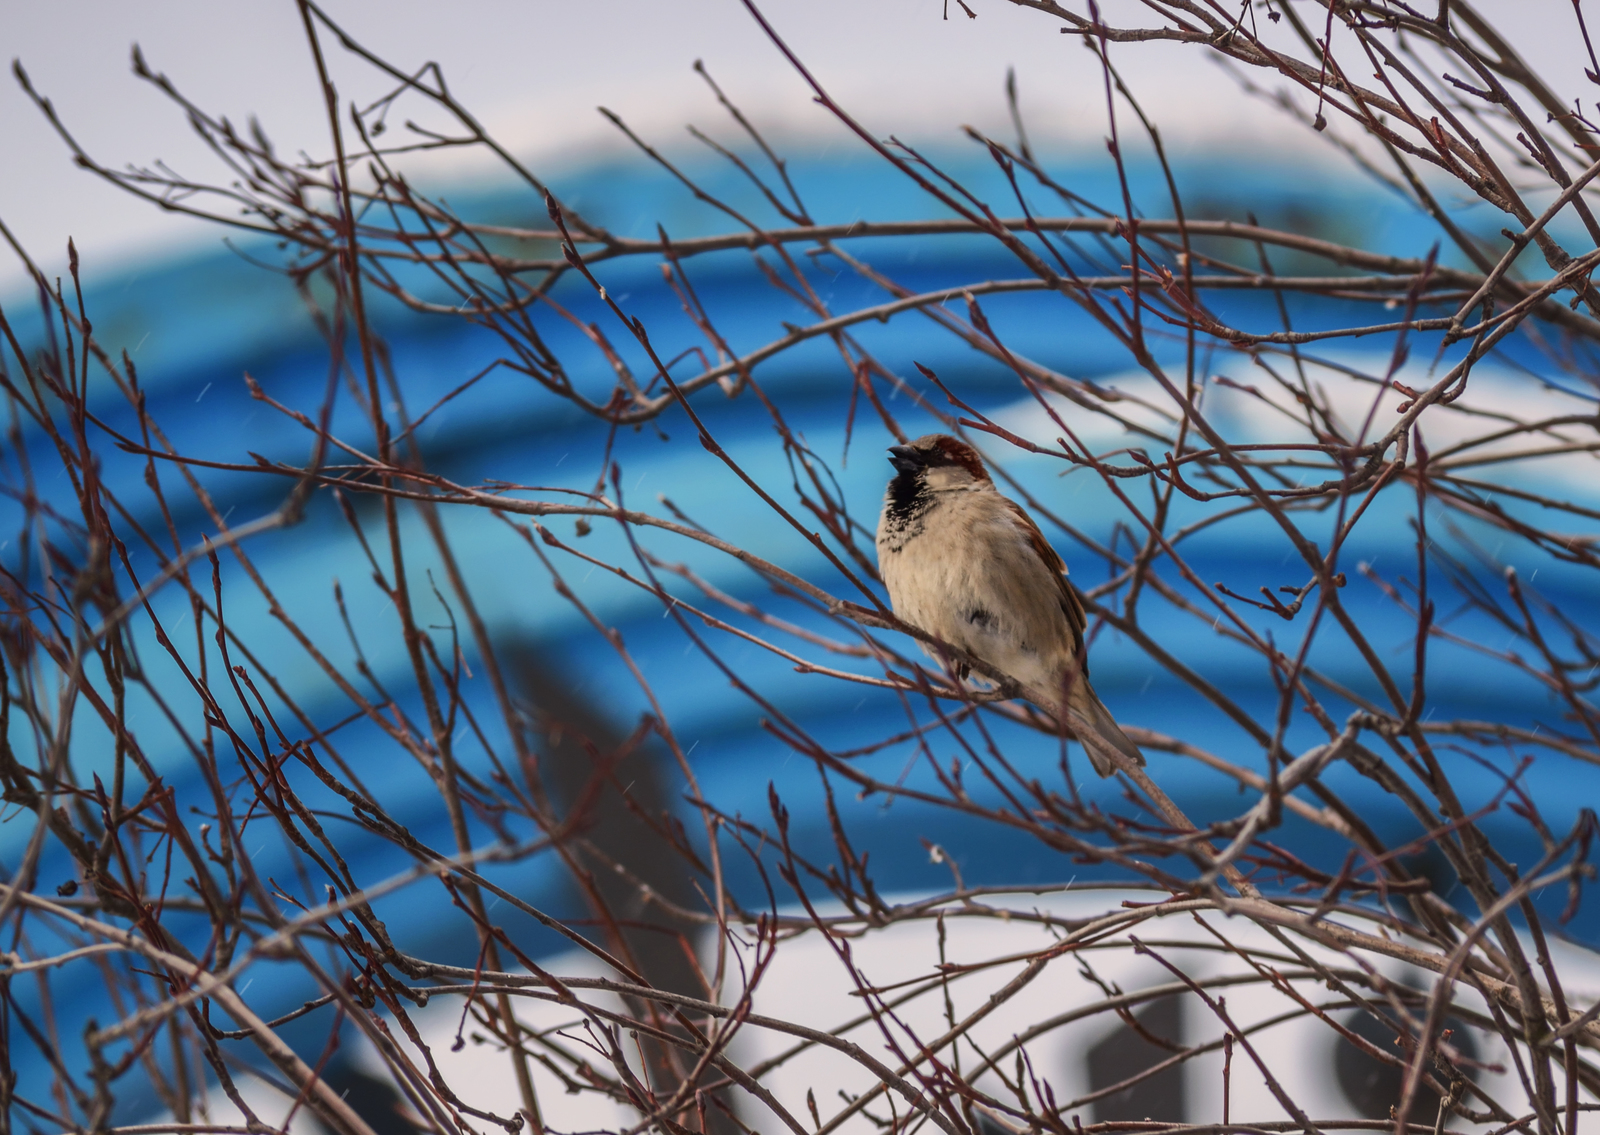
880;471;932;551
887;470;925;518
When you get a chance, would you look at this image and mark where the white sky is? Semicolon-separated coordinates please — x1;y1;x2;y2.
0;0;1585;296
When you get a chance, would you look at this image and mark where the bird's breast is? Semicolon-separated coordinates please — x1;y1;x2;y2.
877;494;1075;689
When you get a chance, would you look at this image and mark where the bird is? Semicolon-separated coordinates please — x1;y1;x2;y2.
874;433;1144;777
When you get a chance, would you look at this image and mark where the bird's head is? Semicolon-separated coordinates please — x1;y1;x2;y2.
886;434;992;492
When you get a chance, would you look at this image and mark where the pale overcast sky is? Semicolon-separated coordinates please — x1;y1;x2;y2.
0;0;1581;296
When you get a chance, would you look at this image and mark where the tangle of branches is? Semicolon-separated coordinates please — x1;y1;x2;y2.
2;4;1599;1135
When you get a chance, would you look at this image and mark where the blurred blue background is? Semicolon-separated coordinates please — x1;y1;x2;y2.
4;134;1599;1115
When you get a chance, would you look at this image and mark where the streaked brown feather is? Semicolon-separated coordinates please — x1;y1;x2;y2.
998;496;1086;663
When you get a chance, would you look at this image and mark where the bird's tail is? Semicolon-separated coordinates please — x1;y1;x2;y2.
1017;669;1145;777
1070;691;1145;777
1047;680;1143;778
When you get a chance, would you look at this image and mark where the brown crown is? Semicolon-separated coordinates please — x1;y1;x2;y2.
908;434;990;481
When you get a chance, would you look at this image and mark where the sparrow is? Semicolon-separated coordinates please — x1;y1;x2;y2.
874;433;1144;777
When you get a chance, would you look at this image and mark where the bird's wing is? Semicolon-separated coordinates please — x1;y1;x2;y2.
999;496;1087;664
1001;498;1142;776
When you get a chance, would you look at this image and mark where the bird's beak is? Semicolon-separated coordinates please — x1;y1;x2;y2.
888;445;922;474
